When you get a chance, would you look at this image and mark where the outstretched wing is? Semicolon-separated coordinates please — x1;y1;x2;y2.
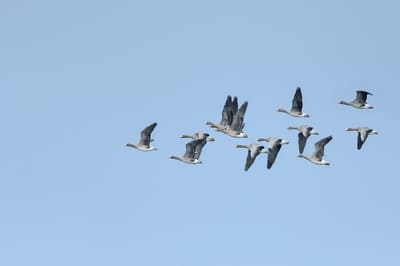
313;136;332;160
244;150;256;171
220;95;233;126
355;90;373;104
357;130;369;150
183;140;197;159
230;101;248;131
291;87;303;112
194;139;207;160
267;143;281;169
139;122;157;146
298;132;307;154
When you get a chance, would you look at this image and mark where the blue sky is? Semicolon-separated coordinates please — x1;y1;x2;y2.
1;1;399;265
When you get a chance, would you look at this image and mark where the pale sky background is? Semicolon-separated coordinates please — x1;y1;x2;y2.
1;1;400;265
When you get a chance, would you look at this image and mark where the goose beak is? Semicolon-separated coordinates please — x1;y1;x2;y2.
282;140;289;145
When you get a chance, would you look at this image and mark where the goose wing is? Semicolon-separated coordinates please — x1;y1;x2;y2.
291;87;303;112
230;101;248;131
194;139;207;160
355;90;373;104
267;142;282;169
183;140;197;159
139;122;157;146
220;96;233;126
313;136;332;160
244;149;257;171
357;128;369;150
298;132;307;154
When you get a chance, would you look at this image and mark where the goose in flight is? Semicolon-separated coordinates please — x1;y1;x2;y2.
180;132;215;142
170;138;208;164
277;87;310;117
207;95;248;138
126;122;158;151
339;90;374;109
345;127;378;149
236;143;266;171
298;136;333;165
257;137;289;169
288;125;319;154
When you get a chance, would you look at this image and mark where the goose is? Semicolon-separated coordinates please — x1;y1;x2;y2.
207;96;248;138
180;132;215;142
298;136;333;165
170;139;205;164
126;122;158;151
277;87;310;117
345;127;378;149
339;90;374;109
287;125;319;154
236;143;266;171
257;137;289;169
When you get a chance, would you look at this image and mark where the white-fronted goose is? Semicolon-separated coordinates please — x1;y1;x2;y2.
170;139;205;164
126;122;158;151
345;127;378;149
236;143;266;171
257;137;289;169
277;87;310;117
339;90;374;109
207;96;248;138
288;125;319;154
298;136;333;165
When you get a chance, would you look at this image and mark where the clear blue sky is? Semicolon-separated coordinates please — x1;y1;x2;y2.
1;1;399;265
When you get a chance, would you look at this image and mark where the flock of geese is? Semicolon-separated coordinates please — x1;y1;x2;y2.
126;88;378;171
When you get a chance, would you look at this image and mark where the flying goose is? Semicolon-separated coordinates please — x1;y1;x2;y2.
298;136;333;165
180;132;215;142
277;87;310;117
257;137;289;169
287;125;319;154
345;127;378;149
170;139;206;164
339;90;374;109
236;143;266;171
126;122;158;151
207;96;248;138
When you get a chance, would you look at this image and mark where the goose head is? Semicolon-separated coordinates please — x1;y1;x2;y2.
309;128;319;135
